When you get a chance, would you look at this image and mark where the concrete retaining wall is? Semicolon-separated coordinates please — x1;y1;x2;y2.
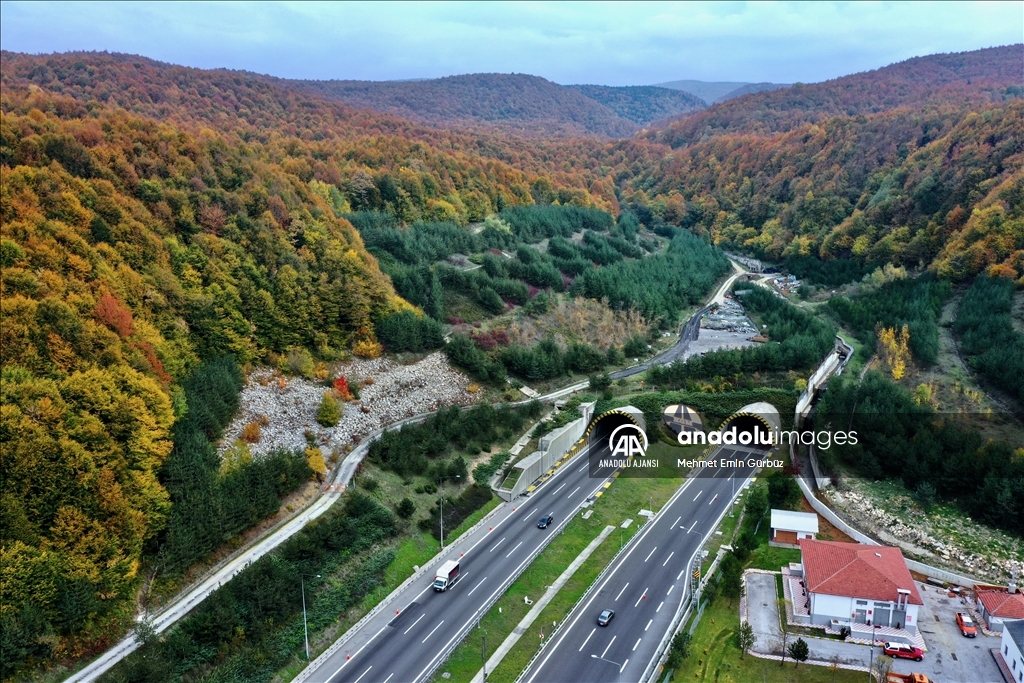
496;403;594;500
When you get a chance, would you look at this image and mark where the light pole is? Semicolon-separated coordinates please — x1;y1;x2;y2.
440;475;461;550
301;573;321;660
590;654;623;683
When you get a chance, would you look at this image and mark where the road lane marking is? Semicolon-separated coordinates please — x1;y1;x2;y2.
614;582;629;601
467;576;487;596
667;585;674;595
421;620;444;644
506;541;523;558
635;588;648;607
568;486;581;497
709;493;718;505
693;490;702;501
657;601;664;613
645;619;653;631
551;482;566;496
403;613;426;635
662;551;675;567
687;519;698;532
600;636;616;659
671;516;681;528
620;659;628;673
489;537;506;552
325;624;387;680
677;568;685;581
353;666;373;683
633;637;642;652
579;628;596;652
382;674;394;683
644;547;657;562
578;463;588;472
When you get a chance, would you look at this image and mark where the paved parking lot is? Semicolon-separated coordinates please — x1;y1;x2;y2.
744;573;1006;681
901;581;1003;683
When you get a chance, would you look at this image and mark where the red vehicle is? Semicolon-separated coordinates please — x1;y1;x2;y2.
883;642;924;661
955;612;977;637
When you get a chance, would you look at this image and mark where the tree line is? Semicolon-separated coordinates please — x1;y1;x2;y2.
953;275;1024;402
99;493;397;683
817;371;1024;537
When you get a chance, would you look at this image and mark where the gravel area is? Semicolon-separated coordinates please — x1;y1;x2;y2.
219;353;474;458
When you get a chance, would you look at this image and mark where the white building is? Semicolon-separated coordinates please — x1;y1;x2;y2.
999;620;1024;683
770;509;819;547
798;539;922;634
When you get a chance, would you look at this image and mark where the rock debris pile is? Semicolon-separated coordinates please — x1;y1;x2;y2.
219;352;473;458
701;299;758;334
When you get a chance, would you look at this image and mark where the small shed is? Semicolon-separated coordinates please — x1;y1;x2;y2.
770;509;819;547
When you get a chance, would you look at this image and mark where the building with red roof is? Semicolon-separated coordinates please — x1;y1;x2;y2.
797;539;923;634
976;590;1024;632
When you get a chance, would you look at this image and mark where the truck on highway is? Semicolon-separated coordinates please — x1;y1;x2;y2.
433;560;461;592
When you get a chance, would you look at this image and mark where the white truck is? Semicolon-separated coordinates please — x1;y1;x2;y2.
433;560;461;592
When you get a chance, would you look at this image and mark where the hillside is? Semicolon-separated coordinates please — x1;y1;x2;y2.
653;45;1023;143
565;84;705;125
654;79;789;103
269;72;645;137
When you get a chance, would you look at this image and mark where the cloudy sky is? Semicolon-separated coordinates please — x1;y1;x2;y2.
1;1;1020;85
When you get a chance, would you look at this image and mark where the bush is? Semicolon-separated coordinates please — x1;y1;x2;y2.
396;497;416;519
240;421;262;443
317;391;341;427
419;485;494;540
473;450;510;484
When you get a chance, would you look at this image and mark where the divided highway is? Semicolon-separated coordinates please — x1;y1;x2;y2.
521;446;765;683
299;450;619;683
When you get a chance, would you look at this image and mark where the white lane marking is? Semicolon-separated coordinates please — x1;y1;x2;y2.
635;588;648;607
657;601;664;613
506;541;523;558
708;494;718;505
467;576;487;596
662;551;675;567
614;582;629;601
677;568;685;581
579;628;596;652
644;547;657;563
667;585;674;595
403;613;426;634
671;516;681;528
687;519;698;533
633;637;642;652
489;537;507;552
578;463;588;472
325;624;387;680
693;490;702;501
600;636;617;659
645;619;653;631
421;620;444;644
353;666;373;683
551;482;567;496
620;659;629;673
568;486;581;498
382;674;394;683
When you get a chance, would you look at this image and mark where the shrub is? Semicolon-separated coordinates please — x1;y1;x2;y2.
353;338;383;359
317;391;341;427
396;497;416;519
239;421;262;443
285;347;315;378
306;447;327;480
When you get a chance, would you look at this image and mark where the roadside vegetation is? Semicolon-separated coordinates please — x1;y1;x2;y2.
954;275;1024;404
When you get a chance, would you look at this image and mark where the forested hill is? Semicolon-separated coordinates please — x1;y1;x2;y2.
264;73;704;137
564;84;705;125
652;45;1023;144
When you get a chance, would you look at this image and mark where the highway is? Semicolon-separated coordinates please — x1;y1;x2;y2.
521;445;765;683
298;447;619;683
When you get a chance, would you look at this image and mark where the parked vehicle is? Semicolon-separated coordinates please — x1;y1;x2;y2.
433;560;461;592
537;513;554;529
886;673;931;683
955;611;977;637
597;609;615;626
883;642;924;661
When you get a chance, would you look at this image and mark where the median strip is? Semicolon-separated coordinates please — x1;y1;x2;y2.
469;525;615;683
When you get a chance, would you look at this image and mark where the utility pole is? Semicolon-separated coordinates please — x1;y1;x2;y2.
301;573;321;660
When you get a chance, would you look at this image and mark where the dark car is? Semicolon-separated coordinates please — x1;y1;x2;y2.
537;513;554;529
597;609;615;626
883;642;924;661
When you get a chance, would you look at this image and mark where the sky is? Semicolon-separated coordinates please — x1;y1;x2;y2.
1;1;1020;86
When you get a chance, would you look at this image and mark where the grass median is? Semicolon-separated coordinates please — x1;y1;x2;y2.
433;442;704;683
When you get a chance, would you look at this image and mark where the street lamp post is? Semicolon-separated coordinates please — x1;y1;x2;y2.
301;573;321;660
590;654;622;683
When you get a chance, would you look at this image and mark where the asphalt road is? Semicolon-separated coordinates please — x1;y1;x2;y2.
521;446;764;683
301;447;620;683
